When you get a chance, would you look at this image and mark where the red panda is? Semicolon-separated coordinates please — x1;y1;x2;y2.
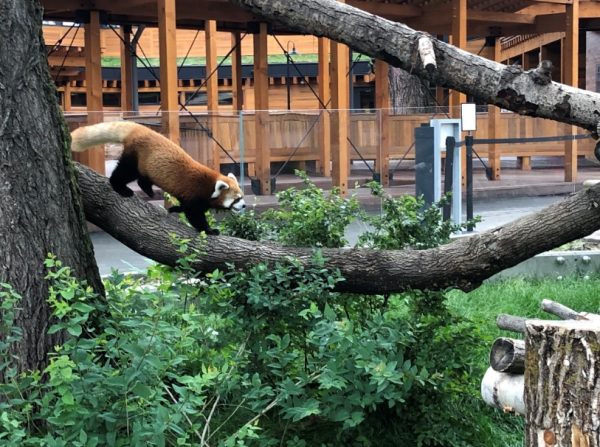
71;121;245;235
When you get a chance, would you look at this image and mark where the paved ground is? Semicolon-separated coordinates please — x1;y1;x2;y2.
93;160;600;275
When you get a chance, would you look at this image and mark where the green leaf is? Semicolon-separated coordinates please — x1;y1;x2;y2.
67;324;82;337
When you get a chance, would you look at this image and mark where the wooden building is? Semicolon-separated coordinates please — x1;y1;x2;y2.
40;0;600;191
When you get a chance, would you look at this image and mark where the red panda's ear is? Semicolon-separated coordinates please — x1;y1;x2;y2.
211;180;230;198
227;173;239;184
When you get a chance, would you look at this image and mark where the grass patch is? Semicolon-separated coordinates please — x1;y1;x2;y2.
447;275;600;338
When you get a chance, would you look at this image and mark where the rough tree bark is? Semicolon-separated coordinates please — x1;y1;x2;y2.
388;66;434;114
0;0;103;373
229;0;600;134
525;320;600;446
76;163;600;295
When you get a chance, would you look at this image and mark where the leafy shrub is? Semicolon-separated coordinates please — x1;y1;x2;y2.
1;173;517;446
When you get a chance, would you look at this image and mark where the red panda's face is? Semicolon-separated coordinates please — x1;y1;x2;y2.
211;173;246;213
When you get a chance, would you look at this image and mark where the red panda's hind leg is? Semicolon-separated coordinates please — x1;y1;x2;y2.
110;154;138;197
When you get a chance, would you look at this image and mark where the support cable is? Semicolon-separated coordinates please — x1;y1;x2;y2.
53;24;81;85
46;23;77;57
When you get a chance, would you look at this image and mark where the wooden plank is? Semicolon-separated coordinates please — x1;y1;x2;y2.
330;16;350;196
563;0;579;182
374;59;390;186
157;0;180;145
63;82;72;112
253;22;271;194
205;19;220;171
318;36;331;177
231;31;244;111
73;10;105;174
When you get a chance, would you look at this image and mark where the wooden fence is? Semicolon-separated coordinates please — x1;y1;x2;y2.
65;111;595;174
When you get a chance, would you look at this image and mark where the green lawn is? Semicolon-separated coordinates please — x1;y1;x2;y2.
447;275;600;338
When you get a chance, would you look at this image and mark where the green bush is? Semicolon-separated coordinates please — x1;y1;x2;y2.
1;173;519;446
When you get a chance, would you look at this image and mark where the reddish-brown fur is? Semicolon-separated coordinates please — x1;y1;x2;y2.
71;122;245;234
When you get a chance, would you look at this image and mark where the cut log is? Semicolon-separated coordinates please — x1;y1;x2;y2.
541;299;600;322
525;320;600;446
481;367;525;415
497;314;527;334
490;337;525;374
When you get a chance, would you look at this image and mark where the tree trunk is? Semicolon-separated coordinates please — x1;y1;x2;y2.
0;0;103;374
76;163;600;295
525;320;600;446
388;66;434;114
229;0;600;133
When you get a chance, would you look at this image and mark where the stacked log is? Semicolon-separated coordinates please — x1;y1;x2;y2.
481;300;600;446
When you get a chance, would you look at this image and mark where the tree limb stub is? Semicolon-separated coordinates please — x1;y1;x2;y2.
76;163;600;295
230;0;600;133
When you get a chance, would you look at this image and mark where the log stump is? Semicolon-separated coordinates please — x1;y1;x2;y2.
525;320;600;446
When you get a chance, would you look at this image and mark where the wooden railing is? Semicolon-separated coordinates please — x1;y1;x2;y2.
65;111;594;172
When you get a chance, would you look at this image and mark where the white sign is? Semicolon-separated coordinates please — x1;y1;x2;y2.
461;103;477;132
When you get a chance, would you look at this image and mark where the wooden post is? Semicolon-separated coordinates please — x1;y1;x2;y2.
253;22;271;194
205;20;220;171
157;0;180;145
375;59;390;186
119;26;134;114
450;0;467;186
563;0;579;183
330;14;350;196
63;82;72;112
74;10;104;174
487;38;501;180
318;37;331;177
231;32;244;111
525;319;600;446
449;0;467;115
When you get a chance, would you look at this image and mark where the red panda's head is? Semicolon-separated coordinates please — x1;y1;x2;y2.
211;173;246;213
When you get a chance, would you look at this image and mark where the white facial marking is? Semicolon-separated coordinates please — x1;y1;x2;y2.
232;198;246;213
222;197;235;209
227;172;239;184
211;180;229;199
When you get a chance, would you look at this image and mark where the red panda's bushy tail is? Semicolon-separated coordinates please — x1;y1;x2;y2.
70;121;139;152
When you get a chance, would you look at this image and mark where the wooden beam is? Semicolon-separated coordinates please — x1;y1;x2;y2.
73;10;105;174
231;32;243;111
205;19;220;172
501;31;564;60
563;0;579;182
119;26;134;114
347;0;422;19
468;10;535;24
318;37;331;177
375;59;390;186
330;14;350;196
253;22;271;194
157;0;179;145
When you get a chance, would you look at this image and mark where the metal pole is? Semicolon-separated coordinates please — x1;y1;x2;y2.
466;133;474;231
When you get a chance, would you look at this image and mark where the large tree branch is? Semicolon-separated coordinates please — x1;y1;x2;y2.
231;0;600;134
76;163;600;295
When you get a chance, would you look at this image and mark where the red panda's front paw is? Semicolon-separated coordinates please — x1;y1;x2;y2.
205;228;220;236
